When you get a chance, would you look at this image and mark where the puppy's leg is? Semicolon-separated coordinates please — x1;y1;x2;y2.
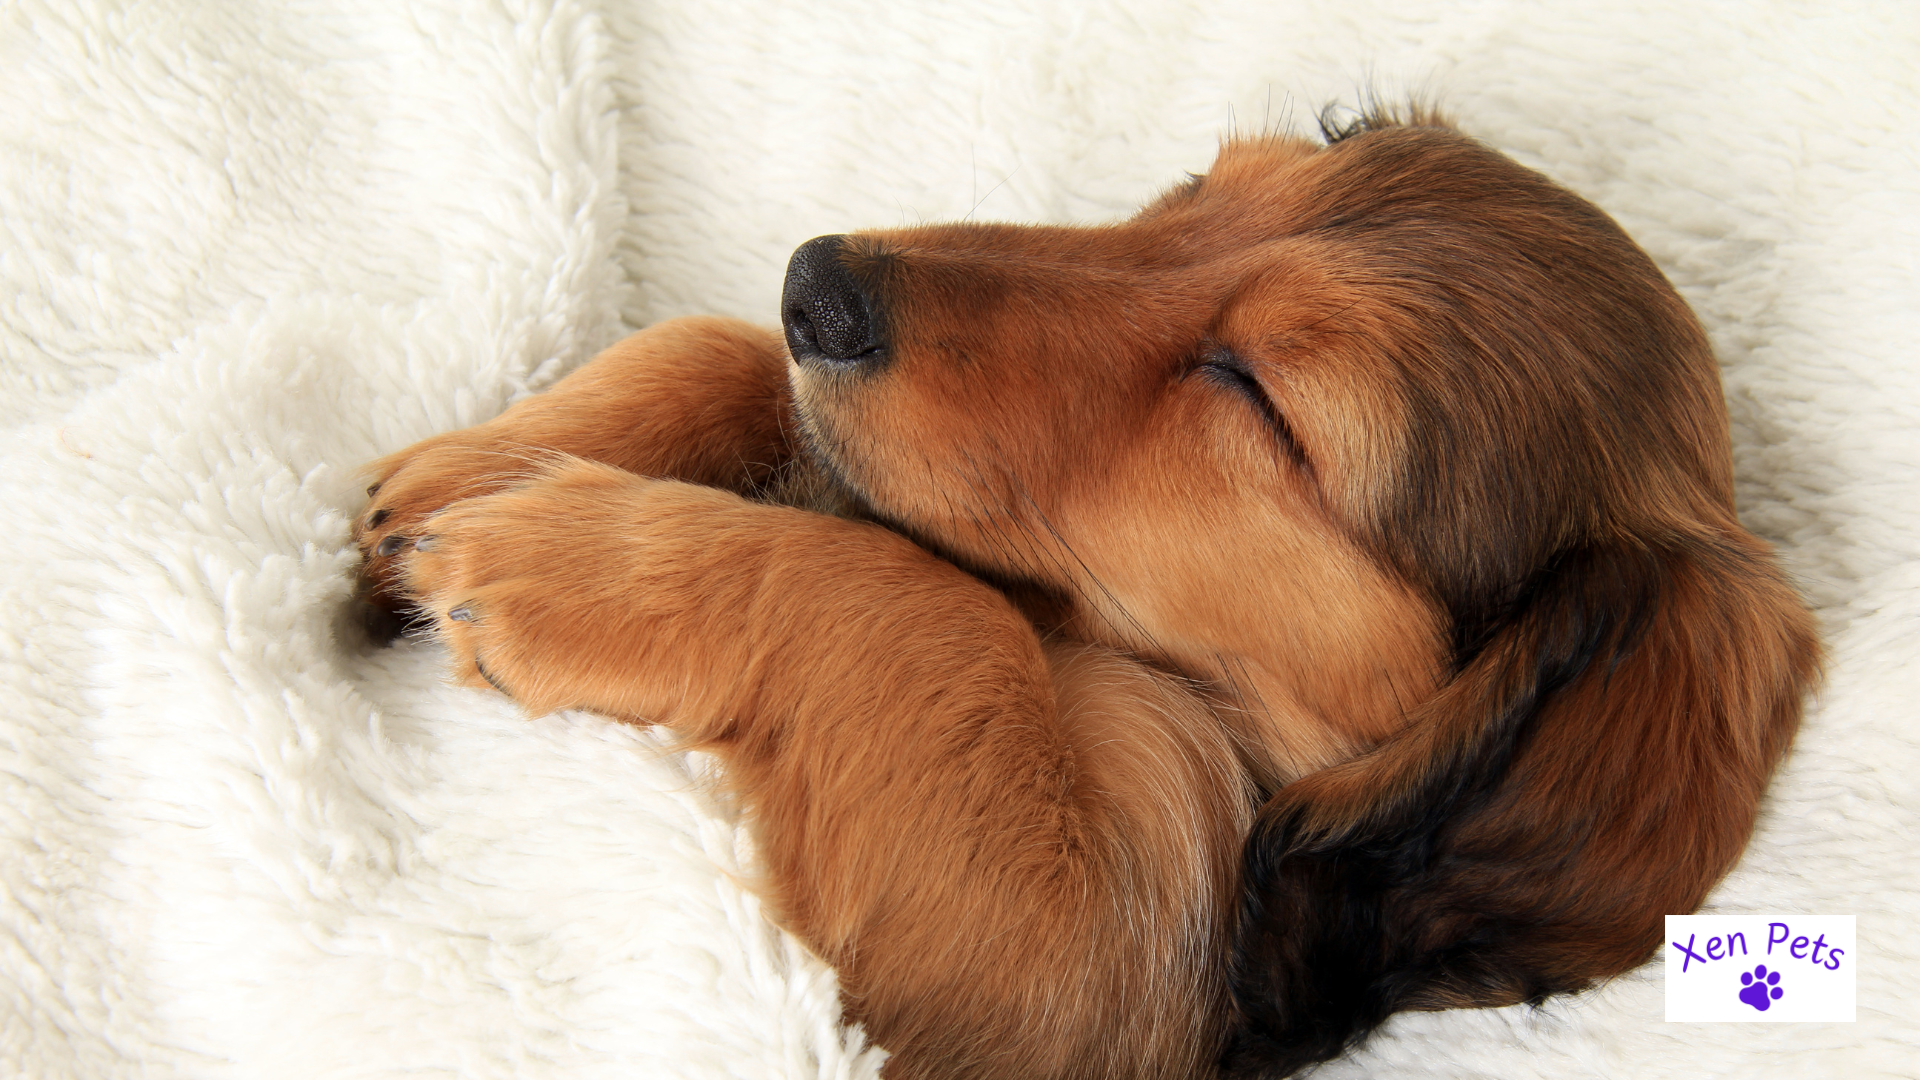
355;316;791;614
404;458;1251;1080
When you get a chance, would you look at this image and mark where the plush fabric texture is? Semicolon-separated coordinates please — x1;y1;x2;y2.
2;1;1914;1076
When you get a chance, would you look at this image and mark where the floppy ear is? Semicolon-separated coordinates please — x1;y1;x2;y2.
1221;529;1819;1077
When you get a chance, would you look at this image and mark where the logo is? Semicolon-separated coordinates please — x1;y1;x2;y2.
1737;964;1784;1011
1665;915;1855;1022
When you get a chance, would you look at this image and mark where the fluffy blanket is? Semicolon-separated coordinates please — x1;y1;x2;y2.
3;1;1914;1076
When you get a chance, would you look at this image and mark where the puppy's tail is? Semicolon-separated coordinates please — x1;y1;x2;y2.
1221;534;1817;1077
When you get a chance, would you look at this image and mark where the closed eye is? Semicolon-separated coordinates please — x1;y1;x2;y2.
1195;346;1311;472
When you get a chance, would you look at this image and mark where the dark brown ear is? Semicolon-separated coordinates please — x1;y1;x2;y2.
1222;529;1818;1077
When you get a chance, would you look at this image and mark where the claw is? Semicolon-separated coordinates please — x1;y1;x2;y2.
447;605;474;622
367;508;391;528
412;536;438;552
375;534;409;556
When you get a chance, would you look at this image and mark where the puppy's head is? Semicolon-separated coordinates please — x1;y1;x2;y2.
780;116;1743;785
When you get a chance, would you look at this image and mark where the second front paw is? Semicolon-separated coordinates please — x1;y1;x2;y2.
397;455;732;720
353;436;557;634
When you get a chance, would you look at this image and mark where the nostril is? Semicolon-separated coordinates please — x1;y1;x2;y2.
782;234;887;370
783;304;820;350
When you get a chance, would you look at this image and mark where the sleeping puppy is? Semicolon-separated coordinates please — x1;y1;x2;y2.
353;108;1819;1079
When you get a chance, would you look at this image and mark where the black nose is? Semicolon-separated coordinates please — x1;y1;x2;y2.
782;234;886;370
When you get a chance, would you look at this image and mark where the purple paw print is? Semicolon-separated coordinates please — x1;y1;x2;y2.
1738;964;1784;1011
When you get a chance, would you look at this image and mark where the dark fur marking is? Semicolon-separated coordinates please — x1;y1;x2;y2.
1224;542;1670;1077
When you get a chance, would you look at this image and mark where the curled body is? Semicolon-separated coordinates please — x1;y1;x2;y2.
355;110;1819;1078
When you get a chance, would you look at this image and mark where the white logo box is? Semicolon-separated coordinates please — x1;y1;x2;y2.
1665;914;1855;1022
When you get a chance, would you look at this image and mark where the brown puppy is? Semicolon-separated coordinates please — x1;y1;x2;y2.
354;109;1819;1079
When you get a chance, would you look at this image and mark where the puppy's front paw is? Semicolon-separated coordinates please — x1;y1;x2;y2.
399;456;691;718
353;435;561;632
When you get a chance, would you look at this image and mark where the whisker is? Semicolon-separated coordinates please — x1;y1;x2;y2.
976;439;1168;658
956;446;1090;604
966;163;1021;222
1295;301;1360;333
954;449;1057;588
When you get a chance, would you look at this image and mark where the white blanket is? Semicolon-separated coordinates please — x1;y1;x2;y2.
3;1;1914;1076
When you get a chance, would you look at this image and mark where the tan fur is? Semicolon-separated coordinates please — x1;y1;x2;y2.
392;461;1248;1078
353;117;1819;1079
356;317;792;610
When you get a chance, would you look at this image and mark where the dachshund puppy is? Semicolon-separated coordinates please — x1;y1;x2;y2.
354;109;1818;1079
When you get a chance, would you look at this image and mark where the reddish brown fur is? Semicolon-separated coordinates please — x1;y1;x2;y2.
353;114;1819;1078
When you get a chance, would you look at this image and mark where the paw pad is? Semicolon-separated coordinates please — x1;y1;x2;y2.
1737;964;1783;1011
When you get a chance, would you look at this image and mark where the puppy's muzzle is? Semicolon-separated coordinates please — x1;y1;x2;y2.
782;234;887;372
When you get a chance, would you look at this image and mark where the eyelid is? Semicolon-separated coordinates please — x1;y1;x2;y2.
1195;343;1264;398
1196;344;1311;472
